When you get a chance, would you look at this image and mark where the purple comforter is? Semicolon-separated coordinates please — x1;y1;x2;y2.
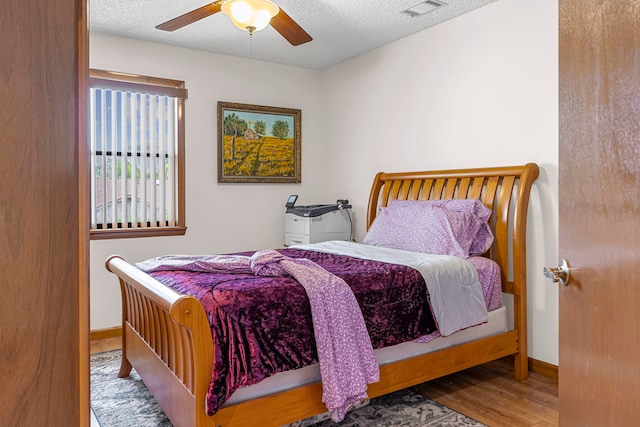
145;249;438;416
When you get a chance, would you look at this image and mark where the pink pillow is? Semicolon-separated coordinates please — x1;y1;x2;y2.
386;199;494;256
362;204;483;258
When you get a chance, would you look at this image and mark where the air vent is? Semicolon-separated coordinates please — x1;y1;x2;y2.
402;0;448;17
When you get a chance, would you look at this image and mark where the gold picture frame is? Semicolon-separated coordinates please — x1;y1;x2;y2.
217;101;301;183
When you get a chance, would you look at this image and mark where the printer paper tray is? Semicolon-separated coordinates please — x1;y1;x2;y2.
285;233;310;247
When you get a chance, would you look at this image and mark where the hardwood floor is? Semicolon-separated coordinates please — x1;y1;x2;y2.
90;336;122;355
90;337;558;426
413;360;558;426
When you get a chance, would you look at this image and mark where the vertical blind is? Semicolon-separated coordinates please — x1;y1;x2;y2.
89;86;178;230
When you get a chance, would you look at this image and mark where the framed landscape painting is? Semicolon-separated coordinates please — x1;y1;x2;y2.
217;101;301;183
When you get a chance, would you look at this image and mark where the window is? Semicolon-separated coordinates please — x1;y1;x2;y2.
89;70;187;239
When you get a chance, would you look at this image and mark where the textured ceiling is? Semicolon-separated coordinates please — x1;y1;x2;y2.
90;0;497;70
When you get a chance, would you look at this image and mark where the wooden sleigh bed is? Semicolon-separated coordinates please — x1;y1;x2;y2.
105;163;539;427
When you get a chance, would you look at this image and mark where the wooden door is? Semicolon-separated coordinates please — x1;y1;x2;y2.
2;0;90;425
559;0;640;425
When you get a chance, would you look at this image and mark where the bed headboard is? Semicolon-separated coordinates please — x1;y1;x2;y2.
366;163;539;298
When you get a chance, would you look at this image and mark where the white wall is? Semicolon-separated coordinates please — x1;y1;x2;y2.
90;0;559;365
322;0;558;364
89;34;328;330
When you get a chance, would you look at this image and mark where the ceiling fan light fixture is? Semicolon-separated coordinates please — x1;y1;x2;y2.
221;0;280;33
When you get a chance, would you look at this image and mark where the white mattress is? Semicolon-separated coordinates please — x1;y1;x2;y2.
225;304;508;406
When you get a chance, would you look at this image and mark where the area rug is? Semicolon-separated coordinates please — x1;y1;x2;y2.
91;350;486;427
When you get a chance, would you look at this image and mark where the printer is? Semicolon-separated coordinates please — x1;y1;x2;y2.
285;200;352;246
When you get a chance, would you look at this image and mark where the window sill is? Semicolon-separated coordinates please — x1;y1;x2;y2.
90;226;187;240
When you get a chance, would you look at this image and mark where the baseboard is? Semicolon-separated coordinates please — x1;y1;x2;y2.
528;357;558;380
90;326;122;341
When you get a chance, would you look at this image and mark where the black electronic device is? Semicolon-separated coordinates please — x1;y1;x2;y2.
285;194;298;208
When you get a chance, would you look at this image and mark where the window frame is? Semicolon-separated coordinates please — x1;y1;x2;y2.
89;69;187;240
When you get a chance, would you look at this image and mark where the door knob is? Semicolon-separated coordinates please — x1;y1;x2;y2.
544;259;571;286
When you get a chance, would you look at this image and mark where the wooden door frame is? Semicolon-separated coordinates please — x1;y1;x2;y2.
3;0;89;425
79;0;91;424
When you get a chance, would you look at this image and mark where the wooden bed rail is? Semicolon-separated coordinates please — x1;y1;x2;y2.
105;255;215;427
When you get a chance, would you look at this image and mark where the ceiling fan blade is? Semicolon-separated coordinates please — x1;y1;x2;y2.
270;8;312;46
156;2;223;32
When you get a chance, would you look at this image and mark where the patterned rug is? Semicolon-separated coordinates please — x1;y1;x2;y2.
91;350;486;427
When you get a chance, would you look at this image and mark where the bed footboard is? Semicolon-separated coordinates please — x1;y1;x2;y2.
105;255;216;427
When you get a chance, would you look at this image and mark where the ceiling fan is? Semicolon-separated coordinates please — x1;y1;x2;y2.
156;0;313;46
